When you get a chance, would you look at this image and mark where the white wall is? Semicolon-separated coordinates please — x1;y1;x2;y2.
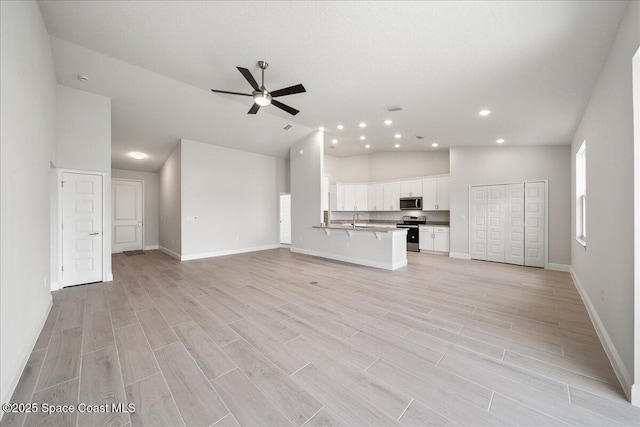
449;145;571;265
158;143;182;258
112;169;160;248
0;0;57;406
55;84;113;282
324;151;450;184
180;138;287;259
290;132;325;252
570;0;639;400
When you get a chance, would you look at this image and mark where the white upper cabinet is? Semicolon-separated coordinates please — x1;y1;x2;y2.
422;176;450;210
383;182;401;211
368;183;384;211
400;180;423;198
343;184;356;211
335;183;368;211
335;183;345;211
355;184;368;211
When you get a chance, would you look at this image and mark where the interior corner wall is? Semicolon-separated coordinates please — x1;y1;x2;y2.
158;142;182;258
111;169;160;248
180;139;286;259
449;145;571;265
55;83;113;281
290;132;324;252
0;0;57;406
570;0;639;399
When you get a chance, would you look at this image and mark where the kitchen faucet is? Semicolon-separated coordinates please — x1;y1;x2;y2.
352;212;359;229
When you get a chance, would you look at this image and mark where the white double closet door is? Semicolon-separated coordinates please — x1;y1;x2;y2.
470;181;545;267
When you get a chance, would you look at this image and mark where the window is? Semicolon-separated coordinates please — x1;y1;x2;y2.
576;140;587;246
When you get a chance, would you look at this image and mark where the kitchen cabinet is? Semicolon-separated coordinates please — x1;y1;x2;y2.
355;184;368;211
368;183;384;211
335;183;368;211
335;183;345;211
419;226;449;252
383;182;401;211
422;176;450;210
344;184;355;211
400;180;423;198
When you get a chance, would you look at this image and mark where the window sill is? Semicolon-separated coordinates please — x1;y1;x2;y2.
575;237;587;248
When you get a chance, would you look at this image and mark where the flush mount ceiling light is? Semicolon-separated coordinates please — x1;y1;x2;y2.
332;139;338;144
384;119;392;125
496;138;505;144
337;124;344;130
77;74;90;83
360;136;366;140
432;143;439;147
318;127;325;131
129;152;147;160
359;122;367;128
394;143;400;148
394;133;402;139
478;109;491;116
365;144;371;149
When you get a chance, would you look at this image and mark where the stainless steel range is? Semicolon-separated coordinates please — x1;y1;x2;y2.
397;216;427;252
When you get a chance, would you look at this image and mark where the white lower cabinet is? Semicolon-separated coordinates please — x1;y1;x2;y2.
419;226;449;252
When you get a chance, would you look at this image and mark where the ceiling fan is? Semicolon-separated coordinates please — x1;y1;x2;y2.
211;61;306;116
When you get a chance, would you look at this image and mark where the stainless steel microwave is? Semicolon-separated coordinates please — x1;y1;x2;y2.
400;197;422;210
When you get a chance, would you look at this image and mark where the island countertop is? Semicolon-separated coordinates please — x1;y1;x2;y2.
313;224;404;233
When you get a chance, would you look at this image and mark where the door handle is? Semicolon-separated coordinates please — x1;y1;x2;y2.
89;232;100;235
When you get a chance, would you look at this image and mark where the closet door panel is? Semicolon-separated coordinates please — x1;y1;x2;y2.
504;183;525;265
525;182;546;267
486;185;506;263
470;186;488;261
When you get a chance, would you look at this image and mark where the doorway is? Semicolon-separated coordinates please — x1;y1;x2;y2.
60;171;104;287
112;179;144;253
279;194;291;245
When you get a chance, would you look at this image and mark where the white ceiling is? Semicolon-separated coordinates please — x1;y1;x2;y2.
39;1;628;171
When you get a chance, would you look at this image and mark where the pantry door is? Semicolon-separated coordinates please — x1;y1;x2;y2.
112;179;144;253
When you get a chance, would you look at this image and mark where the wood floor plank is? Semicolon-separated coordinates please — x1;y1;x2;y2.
222;339;323;426
25;378;79;427
85;284;110;314
124;284;156;312
83;309;115;353
78;346;130;427
114;323;159;386
228;318;307;375
0;348;46;427
125;372;185;427
234;304;299;342
569;386;640;426
198;294;243;323
32;303;62;352
35;326;82;392
281;303;358;340
106;283;139;329
489;393;570;427
185;306;240;346
151;295;191;326
212;369;293;427
172;320;236;380
303;408;347;427
154;342;229;426
398;400;457;427
136;307;178;350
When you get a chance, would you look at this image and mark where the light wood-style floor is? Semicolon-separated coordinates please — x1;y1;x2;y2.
3;249;639;427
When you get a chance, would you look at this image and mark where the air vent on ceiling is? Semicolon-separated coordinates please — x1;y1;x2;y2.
384;105;406;112
415;135;425;140
283;124;293;130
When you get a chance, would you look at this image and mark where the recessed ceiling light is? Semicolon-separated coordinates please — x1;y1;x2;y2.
432;143;439;147
332;139;338;144
478;109;491;116
129;152;147;160
359;122;366;128
360;136;366;140
337;124;344;130
496;138;505;144
394;134;402;139
384;119;392;125
394;144;400;148
318;127;325;131
365;144;371;149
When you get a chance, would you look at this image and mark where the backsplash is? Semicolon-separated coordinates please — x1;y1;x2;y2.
327;210;450;223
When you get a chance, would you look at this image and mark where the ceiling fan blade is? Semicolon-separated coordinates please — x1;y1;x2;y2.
270;84;306;98
237;67;261;91
271;99;299;116
248;103;260;114
211;89;252;97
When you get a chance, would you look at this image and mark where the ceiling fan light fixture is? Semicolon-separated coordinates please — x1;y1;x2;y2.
253;91;272;106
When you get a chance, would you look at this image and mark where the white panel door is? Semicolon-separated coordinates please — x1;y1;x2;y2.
504;183;525;265
62;172;103;286
525;182;546;267
279;194;291;244
470;186;488;260
486;185;506;263
112;179;143;253
422;178;437;210
436;177;450;210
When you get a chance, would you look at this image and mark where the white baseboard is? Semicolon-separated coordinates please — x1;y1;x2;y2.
546;263;570;272
180;244;280;261
1;299;52;406
632;384;640;407
159;246;182;260
49;281;60;292
144;245;159;250
291;247;407;271
449;252;471;260
569;267;632;400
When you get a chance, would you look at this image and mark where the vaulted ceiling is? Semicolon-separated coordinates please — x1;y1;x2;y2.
39;1;628;171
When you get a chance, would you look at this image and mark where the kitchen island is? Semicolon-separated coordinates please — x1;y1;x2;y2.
301;224;407;270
